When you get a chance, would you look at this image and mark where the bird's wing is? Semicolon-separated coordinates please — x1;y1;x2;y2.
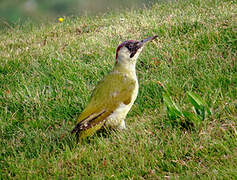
71;72;136;139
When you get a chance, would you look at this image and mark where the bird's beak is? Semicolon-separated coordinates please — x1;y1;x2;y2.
137;35;158;47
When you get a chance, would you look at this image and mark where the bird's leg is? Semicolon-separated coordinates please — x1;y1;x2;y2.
118;120;127;130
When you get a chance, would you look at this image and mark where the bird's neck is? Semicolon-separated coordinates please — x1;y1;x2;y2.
113;60;137;79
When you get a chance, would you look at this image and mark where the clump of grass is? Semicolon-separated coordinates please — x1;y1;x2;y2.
162;86;212;128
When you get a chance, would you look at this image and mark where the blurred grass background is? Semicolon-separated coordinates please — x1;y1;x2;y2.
0;0;160;27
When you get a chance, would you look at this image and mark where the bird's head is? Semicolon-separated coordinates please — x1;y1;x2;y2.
115;35;158;65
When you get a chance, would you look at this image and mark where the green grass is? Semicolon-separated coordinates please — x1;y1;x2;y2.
0;0;236;178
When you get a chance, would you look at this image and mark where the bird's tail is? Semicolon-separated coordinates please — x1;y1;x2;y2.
71;110;111;141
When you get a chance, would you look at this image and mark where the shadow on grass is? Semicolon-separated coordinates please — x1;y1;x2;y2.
59;126;117;149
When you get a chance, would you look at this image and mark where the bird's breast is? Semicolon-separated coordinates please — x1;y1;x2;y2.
105;79;138;128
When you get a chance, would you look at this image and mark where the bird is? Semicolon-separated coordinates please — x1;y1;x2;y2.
71;35;158;140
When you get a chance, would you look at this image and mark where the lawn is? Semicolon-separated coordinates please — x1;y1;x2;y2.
0;0;236;178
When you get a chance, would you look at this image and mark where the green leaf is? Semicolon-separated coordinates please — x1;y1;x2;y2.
206;105;212;116
187;92;212;120
163;93;182;120
182;111;201;125
187;92;205;108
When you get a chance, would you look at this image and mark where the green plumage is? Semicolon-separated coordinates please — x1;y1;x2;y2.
71;67;136;140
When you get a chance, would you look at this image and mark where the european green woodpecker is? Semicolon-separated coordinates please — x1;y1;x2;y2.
71;35;158;140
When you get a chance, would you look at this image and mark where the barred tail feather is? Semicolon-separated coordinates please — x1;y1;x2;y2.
71;110;112;140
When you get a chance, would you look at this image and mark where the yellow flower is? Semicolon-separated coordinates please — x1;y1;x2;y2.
58;18;64;23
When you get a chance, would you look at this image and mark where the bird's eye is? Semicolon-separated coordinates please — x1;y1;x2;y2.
125;41;140;58
127;43;136;51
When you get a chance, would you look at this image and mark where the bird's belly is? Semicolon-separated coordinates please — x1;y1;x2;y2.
105;103;132;128
105;82;138;128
